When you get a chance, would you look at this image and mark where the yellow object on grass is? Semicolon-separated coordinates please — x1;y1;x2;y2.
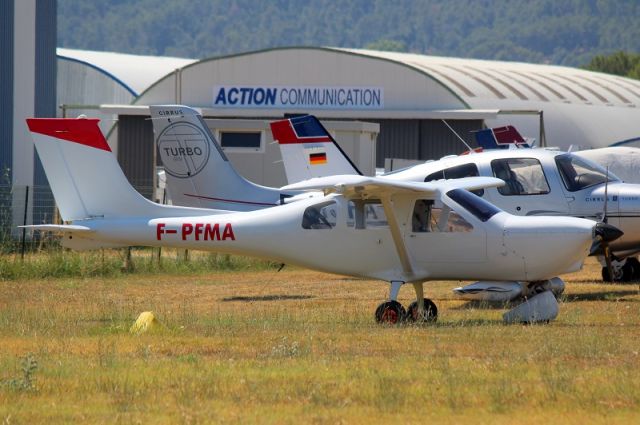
130;311;161;334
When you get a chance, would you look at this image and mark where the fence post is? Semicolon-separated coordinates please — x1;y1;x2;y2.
20;185;29;260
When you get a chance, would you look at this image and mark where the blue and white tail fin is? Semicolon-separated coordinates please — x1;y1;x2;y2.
472;125;530;150
270;115;362;184
150;105;284;211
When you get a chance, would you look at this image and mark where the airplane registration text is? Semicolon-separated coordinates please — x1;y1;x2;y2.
156;223;235;241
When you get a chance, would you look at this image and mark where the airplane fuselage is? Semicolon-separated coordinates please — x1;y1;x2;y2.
385;149;640;256
70;192;595;283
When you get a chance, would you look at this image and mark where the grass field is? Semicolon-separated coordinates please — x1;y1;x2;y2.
1;254;639;424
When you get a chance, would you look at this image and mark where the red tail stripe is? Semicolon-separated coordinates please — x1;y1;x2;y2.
270;119;331;144
26;118;112;152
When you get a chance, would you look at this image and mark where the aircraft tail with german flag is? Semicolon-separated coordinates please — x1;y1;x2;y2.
270;115;362;184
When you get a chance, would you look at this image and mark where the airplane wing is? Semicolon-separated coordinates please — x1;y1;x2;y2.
282;175;504;198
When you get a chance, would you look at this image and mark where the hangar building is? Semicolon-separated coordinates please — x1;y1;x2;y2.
105;47;640;193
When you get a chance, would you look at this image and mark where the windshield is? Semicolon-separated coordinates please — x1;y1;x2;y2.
446;189;501;222
555;153;619;192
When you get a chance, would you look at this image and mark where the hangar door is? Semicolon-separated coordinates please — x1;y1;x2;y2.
371;119;483;168
117;115;155;200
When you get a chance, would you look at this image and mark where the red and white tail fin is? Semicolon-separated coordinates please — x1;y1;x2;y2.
270;115;361;184
150;105;285;211
26;117;206;222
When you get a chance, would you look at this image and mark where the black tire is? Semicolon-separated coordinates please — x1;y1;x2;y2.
602;265;624;282
406;298;438;323
624;257;640;281
374;301;406;324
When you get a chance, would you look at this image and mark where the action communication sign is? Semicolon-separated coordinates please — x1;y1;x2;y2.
213;85;384;109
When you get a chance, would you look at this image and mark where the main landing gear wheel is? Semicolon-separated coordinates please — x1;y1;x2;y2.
375;301;406;324
602;257;640;282
406;298;438;323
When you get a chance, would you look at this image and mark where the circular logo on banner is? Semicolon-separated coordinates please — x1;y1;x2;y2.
157;122;211;178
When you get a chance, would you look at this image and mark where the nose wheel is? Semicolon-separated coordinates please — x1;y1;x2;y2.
374;281;438;324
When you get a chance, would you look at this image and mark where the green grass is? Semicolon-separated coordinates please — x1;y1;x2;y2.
0;259;639;423
0;247;279;280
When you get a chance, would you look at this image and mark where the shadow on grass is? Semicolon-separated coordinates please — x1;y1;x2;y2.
221;294;314;302
562;290;640;302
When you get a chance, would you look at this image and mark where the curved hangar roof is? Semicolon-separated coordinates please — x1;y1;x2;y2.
58;48;196;96
131;47;640;150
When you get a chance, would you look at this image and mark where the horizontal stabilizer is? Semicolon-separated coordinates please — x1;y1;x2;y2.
18;224;94;233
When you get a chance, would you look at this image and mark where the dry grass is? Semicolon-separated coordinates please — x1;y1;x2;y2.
0;257;639;424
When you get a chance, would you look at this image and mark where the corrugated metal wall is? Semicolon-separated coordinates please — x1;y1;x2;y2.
117;115;155;199
0;0;14;183
370;119;482;167
32;0;57;225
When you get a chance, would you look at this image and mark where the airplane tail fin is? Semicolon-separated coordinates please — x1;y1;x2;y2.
150;105;282;211
270;115;362;184
473;125;530;150
26;117;174;222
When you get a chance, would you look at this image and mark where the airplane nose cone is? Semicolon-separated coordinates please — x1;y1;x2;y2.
594;222;624;243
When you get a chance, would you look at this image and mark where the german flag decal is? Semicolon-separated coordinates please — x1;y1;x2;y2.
309;152;327;165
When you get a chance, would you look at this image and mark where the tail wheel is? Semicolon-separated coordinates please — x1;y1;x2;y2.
375;301;406;324
406;299;438;323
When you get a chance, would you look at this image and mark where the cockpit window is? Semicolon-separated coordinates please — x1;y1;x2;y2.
491;158;550;196
446;189;501;222
425;163;484;196
555;153;618;192
302;201;337;229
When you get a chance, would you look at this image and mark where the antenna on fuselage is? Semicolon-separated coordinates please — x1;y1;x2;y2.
441;120;473;152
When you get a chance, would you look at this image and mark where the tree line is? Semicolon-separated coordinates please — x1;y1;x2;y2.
58;0;639;71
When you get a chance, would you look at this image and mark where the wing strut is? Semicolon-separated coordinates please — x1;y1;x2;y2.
380;195;414;278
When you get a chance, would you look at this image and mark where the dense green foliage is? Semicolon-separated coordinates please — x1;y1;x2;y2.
58;0;640;66
584;51;640;79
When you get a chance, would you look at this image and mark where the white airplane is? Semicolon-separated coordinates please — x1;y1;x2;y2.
269;116;640;284
24;116;622;324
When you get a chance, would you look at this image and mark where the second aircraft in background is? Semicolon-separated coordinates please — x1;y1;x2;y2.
151;106;640;285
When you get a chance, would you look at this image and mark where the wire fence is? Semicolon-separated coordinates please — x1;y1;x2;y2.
0;184;156;254
0;184;58;254
0;184;278;278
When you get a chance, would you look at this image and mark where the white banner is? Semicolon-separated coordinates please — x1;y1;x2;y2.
213;85;384;109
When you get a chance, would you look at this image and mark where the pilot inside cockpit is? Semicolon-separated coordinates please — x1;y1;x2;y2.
412;199;434;232
493;162;524;195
